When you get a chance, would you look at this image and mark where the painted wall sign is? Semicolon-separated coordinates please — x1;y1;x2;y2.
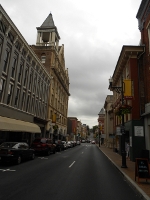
134;126;144;136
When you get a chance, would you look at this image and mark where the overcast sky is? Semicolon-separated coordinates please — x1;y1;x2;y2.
1;0;142;128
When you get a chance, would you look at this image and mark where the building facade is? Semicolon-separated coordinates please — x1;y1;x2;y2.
104;95;114;148
67;117;78;141
108;45;145;161
0;5;52;144
98;108;105;144
136;0;150;154
30;13;70;141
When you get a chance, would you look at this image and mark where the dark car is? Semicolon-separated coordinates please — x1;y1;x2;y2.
55;140;64;151
0;142;35;164
31;138;56;155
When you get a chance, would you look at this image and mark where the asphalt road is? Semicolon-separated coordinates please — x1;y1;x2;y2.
0;144;143;200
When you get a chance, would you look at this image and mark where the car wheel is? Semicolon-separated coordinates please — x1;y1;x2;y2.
16;156;21;165
31;153;35;160
47;149;51;156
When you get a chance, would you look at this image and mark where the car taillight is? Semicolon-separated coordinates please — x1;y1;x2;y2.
8;150;13;155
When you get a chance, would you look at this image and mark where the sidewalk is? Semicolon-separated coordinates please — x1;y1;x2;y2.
97;145;150;200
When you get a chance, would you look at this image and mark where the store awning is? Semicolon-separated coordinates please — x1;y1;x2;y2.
0;116;41;133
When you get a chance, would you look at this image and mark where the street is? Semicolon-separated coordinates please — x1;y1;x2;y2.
0;144;142;200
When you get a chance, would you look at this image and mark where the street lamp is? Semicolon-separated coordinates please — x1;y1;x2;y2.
109;76;127;168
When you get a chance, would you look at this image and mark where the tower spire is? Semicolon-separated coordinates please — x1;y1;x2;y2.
36;13;60;49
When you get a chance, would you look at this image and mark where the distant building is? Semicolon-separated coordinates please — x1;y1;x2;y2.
98;108;105;144
67;117;78;140
104;95;114;148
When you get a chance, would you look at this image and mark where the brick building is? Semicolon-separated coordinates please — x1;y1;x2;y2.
136;0;150;154
108;45;145;161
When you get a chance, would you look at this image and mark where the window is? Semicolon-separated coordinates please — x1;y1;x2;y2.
24;67;28;86
41;54;46;63
27;55;31;63
21;92;25;110
8;32;14;44
3;48;10;72
0;78;5;102
14;88;20;107
18;62;23;83
29;71;33;90
148;24;150;52
15;41;21;51
31;97;35;114
26;95;30;112
0;37;3;58
22;49;26;57
33;74;37;93
0;21;6;34
7;84;13;105
11;56;18;78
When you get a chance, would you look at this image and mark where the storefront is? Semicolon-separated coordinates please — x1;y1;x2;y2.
0;116;41;145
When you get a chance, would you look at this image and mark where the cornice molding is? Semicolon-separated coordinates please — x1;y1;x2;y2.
136;0;150;31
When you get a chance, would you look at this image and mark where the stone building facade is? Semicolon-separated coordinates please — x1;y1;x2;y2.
31;13;70;141
0;5;51;144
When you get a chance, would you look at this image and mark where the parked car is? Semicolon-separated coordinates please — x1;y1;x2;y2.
0;142;35;164
91;140;95;144
76;141;81;145
73;141;77;146
55;140;64;151
62;141;68;150
67;141;73;148
71;141;76;147
31;138;56;155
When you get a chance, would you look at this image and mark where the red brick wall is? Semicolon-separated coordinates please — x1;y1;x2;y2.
140;10;150;103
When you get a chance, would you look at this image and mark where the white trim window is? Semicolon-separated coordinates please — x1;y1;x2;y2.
146;21;150;52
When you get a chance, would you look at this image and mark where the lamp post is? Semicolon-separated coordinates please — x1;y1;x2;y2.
109;76;127;168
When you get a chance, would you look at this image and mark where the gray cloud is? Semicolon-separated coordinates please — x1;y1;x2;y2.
0;0;142;127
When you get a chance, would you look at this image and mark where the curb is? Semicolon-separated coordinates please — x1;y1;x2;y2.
97;145;150;200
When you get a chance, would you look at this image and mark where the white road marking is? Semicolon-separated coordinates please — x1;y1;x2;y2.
0;169;16;172
82;152;84;154
69;161;75;168
38;157;48;159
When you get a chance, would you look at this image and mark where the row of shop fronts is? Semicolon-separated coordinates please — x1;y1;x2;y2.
102;0;150;161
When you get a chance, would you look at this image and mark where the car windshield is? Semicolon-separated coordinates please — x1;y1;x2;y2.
0;142;18;148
